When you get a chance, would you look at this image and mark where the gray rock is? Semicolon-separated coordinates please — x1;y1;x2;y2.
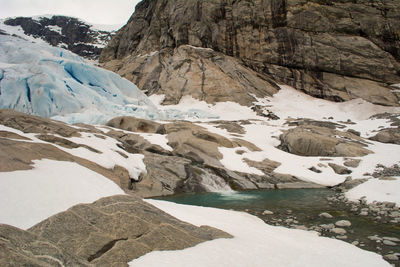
278;125;372;157
101;0;400;107
328;163;352;175
383;240;397;246
383;254;399;261
335;220;352;227
320;223;335;230
330;228;347;235
319;212;333;219
336;235;348;240
360;211;369;216
368;235;383;241
262;210;274;215
28;195;231;266
383;237;400;242
352;241;360;246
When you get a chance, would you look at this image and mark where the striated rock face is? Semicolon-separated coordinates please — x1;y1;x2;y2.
0;195;230;266
278;121;373;157
101;0;400;106
4;15;115;59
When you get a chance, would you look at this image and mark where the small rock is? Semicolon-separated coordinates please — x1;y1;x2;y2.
352;241;359;246
390;211;400;218
335;220;351;227
383;254;399;261
331;228;347;235
383;240;397;246
383;237;400;242
336;235;348;240
319;212;333;218
285;218;294;224
320;223;335;230
328;163;352;175
368;235;382;241
360;211;368;216
262;210;274;215
294;225;308;231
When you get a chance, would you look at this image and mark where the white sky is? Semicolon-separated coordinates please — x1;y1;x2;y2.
0;0;141;25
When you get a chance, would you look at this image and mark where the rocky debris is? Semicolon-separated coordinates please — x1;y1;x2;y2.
101;0;400;106
4;15;115;59
278;124;372;157
107;116;165;134
370;128;400;145
328;163;352;175
0;195;230;266
212;121;246;134
319;212;333;219
335;220;352;227
372;164;400;178
343;159;361;168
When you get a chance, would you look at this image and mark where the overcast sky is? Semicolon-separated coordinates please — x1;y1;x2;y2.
0;0;141;25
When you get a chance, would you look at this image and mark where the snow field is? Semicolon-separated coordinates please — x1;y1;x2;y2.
130;200;390;267
0;159;125;229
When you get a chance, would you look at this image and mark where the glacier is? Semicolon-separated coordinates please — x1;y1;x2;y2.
0;26;219;124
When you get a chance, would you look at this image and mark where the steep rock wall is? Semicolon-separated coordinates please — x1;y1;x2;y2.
101;0;400;106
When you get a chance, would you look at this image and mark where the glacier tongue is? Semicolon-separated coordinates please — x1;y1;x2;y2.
0;32;219;124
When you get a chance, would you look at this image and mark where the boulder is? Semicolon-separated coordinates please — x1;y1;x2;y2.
328;163;352;175
279;125;372;157
28;195;231;266
369;128;400;145
0;195;230;266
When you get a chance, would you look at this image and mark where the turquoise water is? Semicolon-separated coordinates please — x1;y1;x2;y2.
153;189;400;261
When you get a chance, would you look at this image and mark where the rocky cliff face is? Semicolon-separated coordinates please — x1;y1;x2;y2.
101;0;400;106
4;15;115;59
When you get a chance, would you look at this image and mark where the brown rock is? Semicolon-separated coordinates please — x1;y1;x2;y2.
328;163;352;175
369;128;400;145
278;125;372;157
107;116;165;134
101;0;400;106
29;195;231;265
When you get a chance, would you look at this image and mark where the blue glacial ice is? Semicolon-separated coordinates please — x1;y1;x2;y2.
0;33;219;124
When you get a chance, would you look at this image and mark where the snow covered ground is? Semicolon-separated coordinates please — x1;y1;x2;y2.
130;199;390;267
0;159;124;229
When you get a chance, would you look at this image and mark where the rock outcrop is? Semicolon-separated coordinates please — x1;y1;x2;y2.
0;195;230;266
100;0;400;106
278;121;372;157
4;15;115;59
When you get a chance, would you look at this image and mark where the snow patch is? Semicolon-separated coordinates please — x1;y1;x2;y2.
0;159;125;230
130;200;390;267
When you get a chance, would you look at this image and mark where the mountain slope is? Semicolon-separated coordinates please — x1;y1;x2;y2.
100;0;400;106
3;15;118;60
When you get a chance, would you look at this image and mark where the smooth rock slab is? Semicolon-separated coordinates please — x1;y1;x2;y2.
335;220;352;227
319;212;333;218
383;240;397;246
330;228;347;235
